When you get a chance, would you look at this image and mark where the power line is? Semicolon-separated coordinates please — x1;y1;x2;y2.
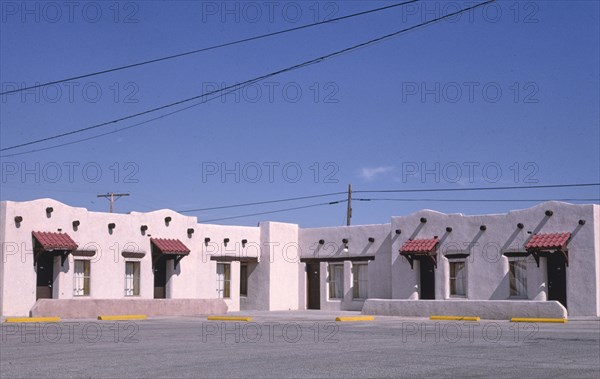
190;191;600;224
353;183;600;194
0;0;495;153
178;192;346;213
170;182;600;215
1;66;309;152
353;198;600;203
199;199;347;223
0;1;419;96
0;75;268;157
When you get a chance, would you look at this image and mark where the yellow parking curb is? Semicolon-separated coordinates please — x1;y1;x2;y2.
430;316;480;321
5;317;61;323
510;317;567;323
335;316;375;322
98;315;147;321
207;316;252;321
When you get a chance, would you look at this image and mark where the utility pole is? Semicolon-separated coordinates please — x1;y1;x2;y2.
346;184;352;226
97;192;129;213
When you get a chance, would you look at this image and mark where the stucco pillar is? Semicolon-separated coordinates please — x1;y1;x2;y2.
531;257;547;301
223;261;240;312
165;259;175;299
343;261;352;308
320;261;328;308
53;255;65;299
298;262;306;310
435;257;446;300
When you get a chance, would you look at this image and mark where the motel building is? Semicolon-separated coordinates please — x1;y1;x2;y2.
0;199;598;319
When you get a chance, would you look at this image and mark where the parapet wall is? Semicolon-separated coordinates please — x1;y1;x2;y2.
362;299;567;320
30;299;228;318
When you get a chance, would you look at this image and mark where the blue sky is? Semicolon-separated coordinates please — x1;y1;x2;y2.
1;0;599;227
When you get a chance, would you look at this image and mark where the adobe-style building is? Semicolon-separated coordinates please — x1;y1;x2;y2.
0;199;598;318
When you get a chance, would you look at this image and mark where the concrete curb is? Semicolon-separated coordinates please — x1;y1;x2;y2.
335;316;375;322
207;316;252;321
5;317;61;323
511;317;567;323
98;315;147;321
430;315;480;321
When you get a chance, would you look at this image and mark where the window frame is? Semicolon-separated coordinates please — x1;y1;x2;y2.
448;260;467;298
328;263;344;300
217;263;231;299
73;259;90;297
124;261;141;297
508;258;528;299
352;263;368;300
240;263;248;297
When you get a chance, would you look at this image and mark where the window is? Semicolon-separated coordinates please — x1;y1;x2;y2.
352;263;368;299
328;264;344;299
125;262;140;296
240;263;248;297
73;260;90;296
509;260;527;298
449;261;466;297
217;263;231;299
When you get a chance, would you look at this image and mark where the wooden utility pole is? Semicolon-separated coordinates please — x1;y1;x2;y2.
97;192;129;213
346;184;352;226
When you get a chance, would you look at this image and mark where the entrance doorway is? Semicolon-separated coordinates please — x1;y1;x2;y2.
419;258;435;300
547;253;567;308
153;257;167;299
36;253;54;300
307;263;320;309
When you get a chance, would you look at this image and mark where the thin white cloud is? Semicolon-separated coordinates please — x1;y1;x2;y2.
358;166;394;181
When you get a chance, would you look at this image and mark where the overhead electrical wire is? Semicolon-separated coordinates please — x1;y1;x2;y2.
0;0;496;153
178;192;346;213
2;1;593;223
353;198;600;203
0;0;419;96
0;75;269;157
183;183;600;221
2;182;592;222
353;183;600;194
199;199;347;223
197;193;598;223
195;191;600;223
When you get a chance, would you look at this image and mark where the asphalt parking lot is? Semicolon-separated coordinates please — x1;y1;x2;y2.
1;311;599;378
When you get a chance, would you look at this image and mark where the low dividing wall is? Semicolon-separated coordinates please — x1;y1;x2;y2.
31;299;228;318
362;299;567;320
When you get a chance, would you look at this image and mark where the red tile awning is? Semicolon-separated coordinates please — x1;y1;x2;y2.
525;232;571;267
525;232;571;250
400;237;439;254
399;237;439;269
150;238;190;255
32;231;78;251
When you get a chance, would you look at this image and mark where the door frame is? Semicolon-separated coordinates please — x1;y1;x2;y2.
419;257;436;300
153;255;167;299
35;252;55;300
547;253;567;308
306;263;321;309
